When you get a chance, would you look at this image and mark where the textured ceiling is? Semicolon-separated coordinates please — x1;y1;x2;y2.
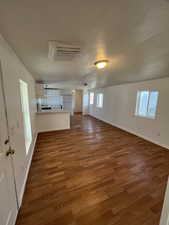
0;0;169;88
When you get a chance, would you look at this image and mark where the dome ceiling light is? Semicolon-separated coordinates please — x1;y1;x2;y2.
94;60;109;69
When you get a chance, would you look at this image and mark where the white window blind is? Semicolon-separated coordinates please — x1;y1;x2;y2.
41;96;63;106
135;90;159;119
96;93;103;108
89;92;94;105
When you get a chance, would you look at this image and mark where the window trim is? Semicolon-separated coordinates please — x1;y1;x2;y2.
135;90;159;119
89;92;94;105
19;79;32;154
96;93;103;108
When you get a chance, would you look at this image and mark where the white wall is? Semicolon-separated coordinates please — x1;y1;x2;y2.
0;34;37;206
160;178;169;225
89;77;169;149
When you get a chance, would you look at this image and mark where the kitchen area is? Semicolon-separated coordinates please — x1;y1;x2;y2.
36;83;83;132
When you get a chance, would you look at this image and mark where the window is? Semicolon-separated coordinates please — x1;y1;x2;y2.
19;80;32;154
41;96;63;106
135;90;159;119
89;92;94;105
96;93;103;108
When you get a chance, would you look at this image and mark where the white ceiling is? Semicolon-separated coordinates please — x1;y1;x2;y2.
0;0;169;88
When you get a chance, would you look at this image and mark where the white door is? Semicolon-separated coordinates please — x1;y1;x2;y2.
1;65;31;206
0;70;18;225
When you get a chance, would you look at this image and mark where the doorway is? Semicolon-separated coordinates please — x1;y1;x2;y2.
0;64;18;225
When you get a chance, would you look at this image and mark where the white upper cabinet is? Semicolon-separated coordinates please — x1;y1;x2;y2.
36;84;45;97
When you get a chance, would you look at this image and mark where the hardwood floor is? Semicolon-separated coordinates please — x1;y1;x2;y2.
16;115;169;225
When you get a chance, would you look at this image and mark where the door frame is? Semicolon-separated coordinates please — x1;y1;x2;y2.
0;62;19;208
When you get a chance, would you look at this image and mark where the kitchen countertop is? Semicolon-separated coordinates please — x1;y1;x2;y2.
36;110;71;114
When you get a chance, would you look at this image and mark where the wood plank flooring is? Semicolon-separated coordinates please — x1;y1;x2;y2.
16;115;169;225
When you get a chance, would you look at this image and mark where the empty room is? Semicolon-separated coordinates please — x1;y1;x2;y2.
0;0;169;225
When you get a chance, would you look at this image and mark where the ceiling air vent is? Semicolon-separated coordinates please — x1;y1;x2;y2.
48;41;81;61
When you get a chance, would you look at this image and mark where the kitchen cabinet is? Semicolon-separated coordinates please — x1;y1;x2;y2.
36;84;45;97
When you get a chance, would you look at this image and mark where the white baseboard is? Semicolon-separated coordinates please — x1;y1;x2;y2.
18;132;38;207
38;127;70;133
89;114;169;150
160;177;169;225
12;208;18;225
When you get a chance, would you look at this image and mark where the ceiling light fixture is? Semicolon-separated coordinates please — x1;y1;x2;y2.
94;60;108;69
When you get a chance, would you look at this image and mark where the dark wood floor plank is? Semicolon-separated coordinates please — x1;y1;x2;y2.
16;115;169;225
